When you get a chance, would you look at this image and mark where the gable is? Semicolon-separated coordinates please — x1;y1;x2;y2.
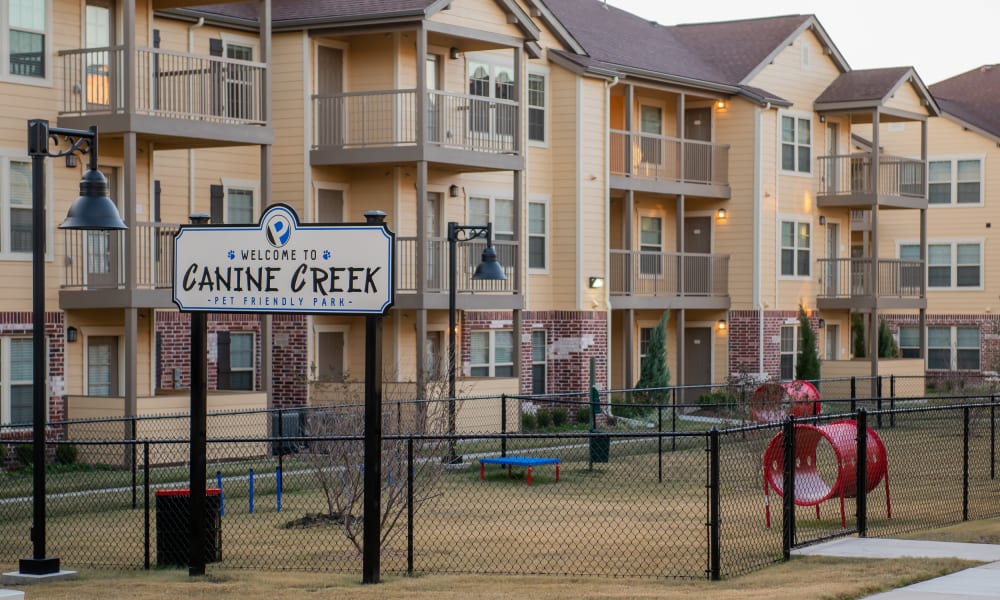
430;0;536;42
746;27;843;110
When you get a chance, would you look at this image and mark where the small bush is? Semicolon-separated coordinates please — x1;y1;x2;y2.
536;409;553;428
575;406;591;426
55;444;78;465
698;391;731;406
521;412;537;431
551;408;568;427
0;444;7;465
14;444;33;467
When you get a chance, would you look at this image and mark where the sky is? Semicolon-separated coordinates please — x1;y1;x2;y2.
605;0;996;85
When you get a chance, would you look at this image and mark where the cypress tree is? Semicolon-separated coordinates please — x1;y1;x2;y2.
878;318;899;358
637;311;671;403
796;304;821;381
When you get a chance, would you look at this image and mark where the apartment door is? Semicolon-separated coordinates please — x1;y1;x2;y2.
825;324;839;360
316;331;345;382
86;166;120;289
425;192;443;288
424;331;444;379
317;188;344;222
684;216;711;295
825;122;839;194
638;104;663;176
825;222;840;297
224;42;254;120
426;55;442;143
316;46;344;146
87;336;119;396
85;0;115;109
684;107;712;182
683;327;712;403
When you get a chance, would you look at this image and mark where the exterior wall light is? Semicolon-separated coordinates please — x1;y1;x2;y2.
589;277;605;289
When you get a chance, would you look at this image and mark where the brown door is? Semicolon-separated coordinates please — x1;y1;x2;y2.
684;216;711;295
317;46;343;146
684;107;712;182
683;327;712;403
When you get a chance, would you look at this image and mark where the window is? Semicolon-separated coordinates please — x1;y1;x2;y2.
527;73;546;143
469;330;514;377
781;114;811;173
468;58;515;138
531;330;546;394
639;215;662;275
927;326;980;371
467;195;513;240
86;336;118;396
639;105;663;166
2;337;32;426
901;242;981;288
780;325;796;380
224;42;254;120
928;158;982;205
899;326;920;359
7;158;31;253
227;188;254;224
781;220;811;277
528;201;546;270
4;0;48;79
217;331;254;390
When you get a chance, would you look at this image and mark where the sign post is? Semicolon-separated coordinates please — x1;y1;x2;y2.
173;204;394;581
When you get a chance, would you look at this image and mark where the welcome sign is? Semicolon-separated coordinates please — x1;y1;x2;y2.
172;204;394;315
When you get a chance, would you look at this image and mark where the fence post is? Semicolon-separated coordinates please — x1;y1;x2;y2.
850;376;856;413
963;406;970;521
671;396;678;453
856;409;868;537
708;427;721;580
991;396;996;480
131;418;138;509
407;437;414;576
501;394;507;458
277;407;284;490
657;404;663;483
876;376;883;429
781;416;796;560
889;375;896;428
143;440;150;570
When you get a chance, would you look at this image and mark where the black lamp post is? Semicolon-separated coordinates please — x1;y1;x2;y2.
446;222;506;464
19;119;126;576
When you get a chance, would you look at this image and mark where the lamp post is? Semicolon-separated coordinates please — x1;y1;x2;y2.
446;222;506;464
18;120;126;577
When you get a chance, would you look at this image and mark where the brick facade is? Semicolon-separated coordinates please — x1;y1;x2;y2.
728;309;820;381
0;311;65;432
883;313;1000;375
461;310;608;395
156;312;308;406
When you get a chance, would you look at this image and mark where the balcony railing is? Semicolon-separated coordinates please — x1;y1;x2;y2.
60;46;267;125
818;153;925;198
396;237;519;294
609;130;729;186
609;250;729;297
63;222;180;290
817;258;923;299
313;89;519;154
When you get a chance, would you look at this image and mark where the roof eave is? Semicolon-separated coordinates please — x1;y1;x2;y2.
940;112;1000;146
524;0;586;54
740;16;850;86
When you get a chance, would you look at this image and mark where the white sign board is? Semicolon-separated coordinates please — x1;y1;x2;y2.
172;204;394;315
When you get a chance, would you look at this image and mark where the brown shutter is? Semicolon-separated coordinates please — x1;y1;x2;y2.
210;184;224;223
216;331;231;390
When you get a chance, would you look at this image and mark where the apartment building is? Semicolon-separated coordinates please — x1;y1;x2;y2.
0;0;946;434
869;65;1000;378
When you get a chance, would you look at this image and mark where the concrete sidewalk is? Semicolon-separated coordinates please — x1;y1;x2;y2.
793;538;1000;599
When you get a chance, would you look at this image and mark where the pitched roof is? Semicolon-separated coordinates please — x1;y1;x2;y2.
190;0;436;22
930;65;1000;139
815;67;913;104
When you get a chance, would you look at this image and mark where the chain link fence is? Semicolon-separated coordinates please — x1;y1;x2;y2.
2;380;1000;579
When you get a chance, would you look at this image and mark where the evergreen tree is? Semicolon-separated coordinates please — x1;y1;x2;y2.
852;312;866;358
796;304;821;381
636;311;671;403
878;318;899;358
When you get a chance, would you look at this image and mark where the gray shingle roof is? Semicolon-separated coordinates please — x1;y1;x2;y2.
930;65;1000;139
815;67;914;104
190;0;436;23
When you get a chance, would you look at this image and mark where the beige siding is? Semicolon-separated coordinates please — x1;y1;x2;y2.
749;30;842;111
884;80;927;115
432;0;523;38
273;32;308;216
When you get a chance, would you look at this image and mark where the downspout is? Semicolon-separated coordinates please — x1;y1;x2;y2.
754;103;766;375
187;17;205;215
604;75;618;389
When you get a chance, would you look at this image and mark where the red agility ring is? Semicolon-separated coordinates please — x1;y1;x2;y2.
762;420;890;528
750;380;821;423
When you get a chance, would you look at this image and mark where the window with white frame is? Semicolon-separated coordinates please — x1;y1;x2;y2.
780;325;797;380
5;157;32;254
899;326;920;359
927;326;980;371
527;72;546;143
928;158;983;205
901;242;981;288
781;113;812;173
4;0;48;80
639;215;663;275
639;326;653;363
2;337;33;426
780;220;811;277
528;200;546;270
531;330;546;394
469;330;514;377
467;195;513;240
217;331;254;390
467;57;515;138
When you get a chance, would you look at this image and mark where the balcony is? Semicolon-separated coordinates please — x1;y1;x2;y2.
60;222;179;309
394;237;521;310
817;153;926;209
816;257;925;310
609;250;730;310
311;90;523;171
58;46;272;147
609;130;730;198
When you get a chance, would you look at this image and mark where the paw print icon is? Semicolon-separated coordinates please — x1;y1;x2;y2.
228;250;235;260
322;250;331;260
